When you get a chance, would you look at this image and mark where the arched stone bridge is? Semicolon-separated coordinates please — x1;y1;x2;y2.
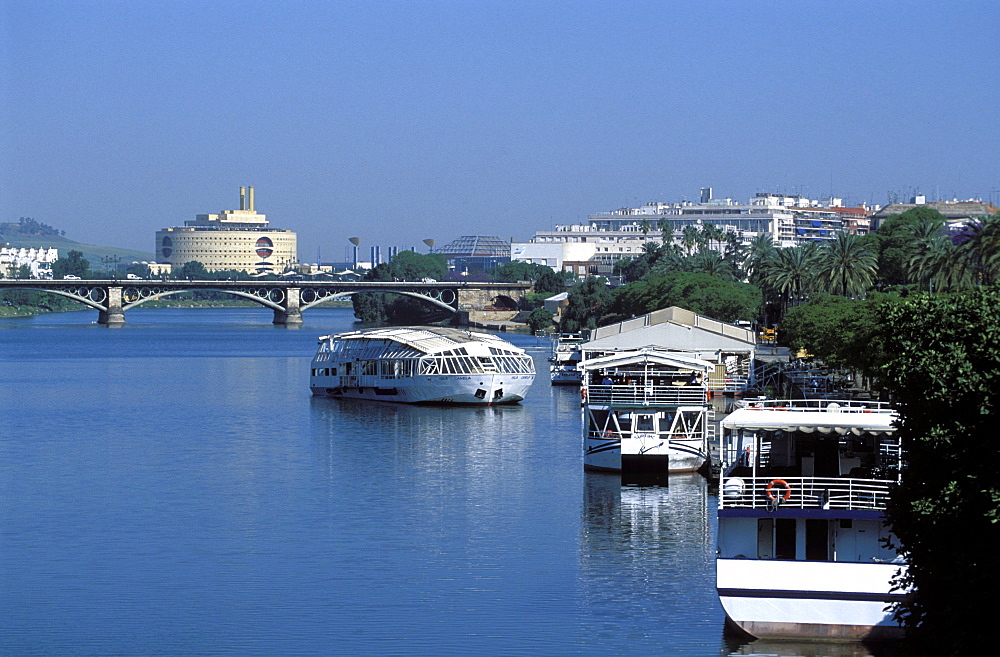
0;279;532;325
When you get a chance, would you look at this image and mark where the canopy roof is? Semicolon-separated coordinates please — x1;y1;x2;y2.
722;404;898;434
581;348;714;373
318;326;525;356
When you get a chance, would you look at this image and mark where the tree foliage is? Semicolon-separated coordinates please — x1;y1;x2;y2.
608;271;761;324
559;277;612;333
777;294;885;370
489;261;569;294
874;207;948;287
51;250;89;279
869;289;1000;655
352;251;450;324
526;307;554;333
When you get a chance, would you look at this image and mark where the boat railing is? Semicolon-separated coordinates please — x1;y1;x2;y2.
584;384;707;406
719;476;892;511
706;376;748;392
739;398;893;413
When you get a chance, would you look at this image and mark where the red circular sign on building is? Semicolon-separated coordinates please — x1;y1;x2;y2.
255;236;274;258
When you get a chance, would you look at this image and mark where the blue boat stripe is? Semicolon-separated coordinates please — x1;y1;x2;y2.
717;588;905;603
586;443;621;456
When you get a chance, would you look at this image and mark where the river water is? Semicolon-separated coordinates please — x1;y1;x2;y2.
1;308;886;656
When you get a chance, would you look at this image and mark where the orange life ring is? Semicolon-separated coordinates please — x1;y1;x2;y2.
766;478;792;501
581;387;587;400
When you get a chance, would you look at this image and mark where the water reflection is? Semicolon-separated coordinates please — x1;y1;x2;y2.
724;636;901;657
579;474;722;654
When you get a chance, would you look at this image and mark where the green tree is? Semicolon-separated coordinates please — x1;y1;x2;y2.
608;271;761;324
744;234;776;287
489;261;568;294
777;294;884;371
871;289;1000;655
176;261;210;279
52;250;89;279
760;243;818;312
681;225;700;256
814;231;878;297
958;213;1000;286
526;307;554;333
874;207;947;287
689;250;737;281
559;277;612;333
352;251;449;324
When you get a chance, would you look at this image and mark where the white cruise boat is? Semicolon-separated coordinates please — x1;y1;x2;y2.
582;349;715;484
716;399;907;641
310;326;535;404
549;333;585;385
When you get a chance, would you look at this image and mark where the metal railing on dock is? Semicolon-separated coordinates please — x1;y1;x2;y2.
584;384;707;406
720;476;892;511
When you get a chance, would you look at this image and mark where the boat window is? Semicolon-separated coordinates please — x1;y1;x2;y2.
658;413;674;432
635;415;655;432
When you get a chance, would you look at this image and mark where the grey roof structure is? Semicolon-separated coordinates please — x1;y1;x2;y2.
873;201;999;221
582;306;757;359
437;235;510;257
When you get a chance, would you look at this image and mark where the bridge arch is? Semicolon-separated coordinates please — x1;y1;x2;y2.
297;287;458;314
7;285;109;312
118;286;285;312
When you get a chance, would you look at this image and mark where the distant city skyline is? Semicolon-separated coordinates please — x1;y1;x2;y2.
3;1;998;257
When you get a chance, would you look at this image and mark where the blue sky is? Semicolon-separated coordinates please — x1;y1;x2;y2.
3;0;998;262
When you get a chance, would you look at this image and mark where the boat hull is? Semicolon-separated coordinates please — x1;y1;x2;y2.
311;373;534;405
716;558;905;641
583;436;708;473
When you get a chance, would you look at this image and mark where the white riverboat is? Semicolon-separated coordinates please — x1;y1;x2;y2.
582;349;715;484
549;333;585;385
716;399;906;641
310;326;535;404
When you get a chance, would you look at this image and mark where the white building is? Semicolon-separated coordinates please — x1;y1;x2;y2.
0;246;58;279
155;186;297;274
512;190;872;276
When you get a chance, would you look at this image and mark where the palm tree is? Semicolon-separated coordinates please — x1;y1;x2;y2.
745;234;776;286
762;243;818;312
815;232;878;298
699;223;723;254
721;230;747;277
681;225;700;256
691;250;737;281
906;235;950;292
960;214;1000;286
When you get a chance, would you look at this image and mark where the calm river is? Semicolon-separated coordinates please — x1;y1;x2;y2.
1;307;886;656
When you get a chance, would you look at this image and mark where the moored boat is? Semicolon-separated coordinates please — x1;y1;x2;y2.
549;333;585;385
581;349;715;484
716;399;906;641
310;326;535;404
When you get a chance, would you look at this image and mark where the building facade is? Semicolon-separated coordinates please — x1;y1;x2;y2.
154;186;297;274
0;246;58;279
512;190;873;277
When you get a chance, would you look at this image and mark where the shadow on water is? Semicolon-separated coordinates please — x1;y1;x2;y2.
723;633;904;657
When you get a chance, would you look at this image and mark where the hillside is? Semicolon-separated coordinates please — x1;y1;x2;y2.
1;219;155;269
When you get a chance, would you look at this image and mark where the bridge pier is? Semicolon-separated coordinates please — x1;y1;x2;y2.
272;287;303;325
98;286;126;325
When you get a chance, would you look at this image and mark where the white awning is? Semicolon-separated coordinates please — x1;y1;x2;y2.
722;406;897;434
581;348;714;373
